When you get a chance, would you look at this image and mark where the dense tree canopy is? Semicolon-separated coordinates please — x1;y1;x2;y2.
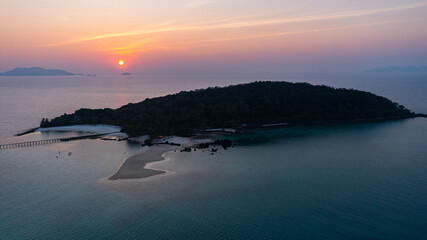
41;81;413;136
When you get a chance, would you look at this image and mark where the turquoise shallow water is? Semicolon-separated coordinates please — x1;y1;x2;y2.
1;118;426;239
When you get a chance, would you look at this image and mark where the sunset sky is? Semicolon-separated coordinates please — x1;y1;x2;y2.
1;0;427;74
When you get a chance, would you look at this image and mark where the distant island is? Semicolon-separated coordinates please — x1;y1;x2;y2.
0;67;75;76
364;65;427;73
40;81;415;137
76;73;96;77
121;72;131;75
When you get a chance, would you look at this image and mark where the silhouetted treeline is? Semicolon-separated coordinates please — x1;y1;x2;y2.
41;81;413;136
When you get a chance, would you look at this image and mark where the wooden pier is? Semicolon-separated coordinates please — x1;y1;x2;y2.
0;132;119;150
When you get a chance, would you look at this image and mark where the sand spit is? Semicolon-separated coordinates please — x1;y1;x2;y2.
109;145;179;180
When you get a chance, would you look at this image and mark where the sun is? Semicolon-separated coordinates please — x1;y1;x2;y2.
118;60;124;66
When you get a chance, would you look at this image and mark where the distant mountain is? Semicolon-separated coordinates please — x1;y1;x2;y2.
0;67;75;76
364;65;427;73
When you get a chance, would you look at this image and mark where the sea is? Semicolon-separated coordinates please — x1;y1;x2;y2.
0;73;426;239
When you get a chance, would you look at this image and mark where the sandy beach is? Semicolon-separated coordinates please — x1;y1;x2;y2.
109;145;179;180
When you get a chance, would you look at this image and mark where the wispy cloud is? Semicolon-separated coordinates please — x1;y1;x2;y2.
43;1;427;47
175;18;423;46
98;38;152;54
208;1;427;29
95;18;423;54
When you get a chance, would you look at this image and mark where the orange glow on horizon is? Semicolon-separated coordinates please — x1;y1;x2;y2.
2;1;426;73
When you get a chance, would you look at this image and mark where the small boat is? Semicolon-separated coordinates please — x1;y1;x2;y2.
68;152;72;156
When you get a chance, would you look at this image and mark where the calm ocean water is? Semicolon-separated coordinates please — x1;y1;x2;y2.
0;73;426;141
0;73;426;239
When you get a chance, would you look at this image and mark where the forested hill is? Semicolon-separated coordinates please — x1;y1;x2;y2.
41;81;413;136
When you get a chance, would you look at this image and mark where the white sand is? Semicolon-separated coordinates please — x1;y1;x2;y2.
108;145;180;180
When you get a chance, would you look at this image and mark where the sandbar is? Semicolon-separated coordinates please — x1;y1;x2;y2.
109;145;178;180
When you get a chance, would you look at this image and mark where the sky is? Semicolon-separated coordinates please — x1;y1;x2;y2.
1;0;427;74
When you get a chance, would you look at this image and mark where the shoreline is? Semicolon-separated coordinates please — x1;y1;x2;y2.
211;115;426;134
247;115;424;131
15;124;122;137
16;114;426;138
108;145;180;180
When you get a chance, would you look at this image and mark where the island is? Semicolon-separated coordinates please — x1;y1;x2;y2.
0;67;75;76
40;81;414;137
121;72;131;75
